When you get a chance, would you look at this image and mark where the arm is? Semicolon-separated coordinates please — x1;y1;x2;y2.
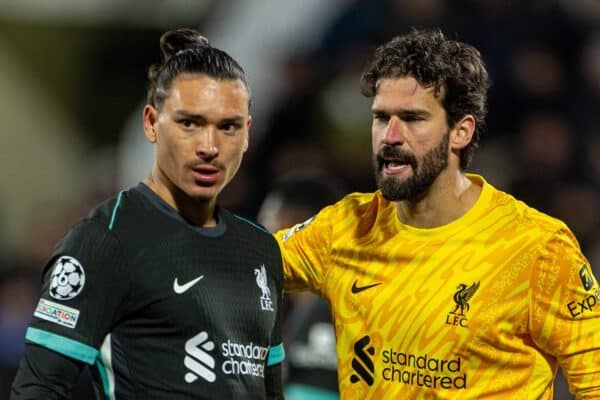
529;227;600;398
265;243;286;400
12;219;128;399
274;205;335;295
264;363;284;400
10;344;84;399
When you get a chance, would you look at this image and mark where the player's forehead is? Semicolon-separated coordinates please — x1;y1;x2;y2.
372;76;442;113
163;74;250;117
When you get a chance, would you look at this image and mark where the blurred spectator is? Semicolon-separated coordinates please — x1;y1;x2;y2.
585;133;600;186
511;42;567;99
517;111;575;177
549;184;599;249
0;269;37;398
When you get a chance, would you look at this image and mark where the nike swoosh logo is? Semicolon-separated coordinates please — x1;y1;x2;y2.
173;275;204;294
351;280;382;294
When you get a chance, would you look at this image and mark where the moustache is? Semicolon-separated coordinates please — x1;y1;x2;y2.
376;145;417;169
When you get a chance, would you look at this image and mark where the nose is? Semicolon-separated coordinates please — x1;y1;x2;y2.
382;116;406;145
196;127;219;159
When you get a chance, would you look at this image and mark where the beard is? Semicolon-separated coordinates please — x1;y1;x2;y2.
373;131;450;202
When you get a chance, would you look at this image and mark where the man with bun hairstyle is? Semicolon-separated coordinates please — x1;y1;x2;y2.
11;28;285;399
274;29;600;398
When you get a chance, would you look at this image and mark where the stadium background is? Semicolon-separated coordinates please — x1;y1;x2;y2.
0;0;597;398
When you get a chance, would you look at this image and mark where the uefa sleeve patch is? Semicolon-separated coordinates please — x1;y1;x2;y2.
282;216;315;242
34;298;80;329
49;256;86;300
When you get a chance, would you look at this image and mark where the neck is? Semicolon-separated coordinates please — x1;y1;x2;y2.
394;170;481;229
143;174;217;228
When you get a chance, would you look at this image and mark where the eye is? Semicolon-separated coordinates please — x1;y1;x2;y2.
179;119;197;129
404;115;426;123
220;123;240;135
373;113;389;124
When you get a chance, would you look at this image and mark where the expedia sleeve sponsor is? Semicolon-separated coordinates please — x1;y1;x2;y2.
567;286;600;318
566;264;600;318
381;350;466;390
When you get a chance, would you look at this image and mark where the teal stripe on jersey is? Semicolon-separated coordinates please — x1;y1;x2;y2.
233;214;269;234
108;191;124;231
285;384;339;400
25;327;98;364
96;334;116;400
267;343;285;366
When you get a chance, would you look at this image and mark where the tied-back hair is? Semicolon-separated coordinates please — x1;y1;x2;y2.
361;29;490;169
147;28;250;109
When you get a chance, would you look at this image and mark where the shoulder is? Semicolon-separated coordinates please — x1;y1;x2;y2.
275;191;383;243
489;183;567;235
46;216;124;279
60;188;132;245
224;209;272;238
223;210;284;281
226;209;271;235
483;180;575;252
320;191;389;237
333;191;380;209
87;186;184;250
223;209;281;249
319;191;382;221
52;187;150;263
87;187;150;231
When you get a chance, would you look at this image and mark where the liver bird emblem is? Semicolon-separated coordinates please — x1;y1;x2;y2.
450;282;480;316
254;265;271;299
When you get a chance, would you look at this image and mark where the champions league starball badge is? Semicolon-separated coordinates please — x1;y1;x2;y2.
49;256;86;300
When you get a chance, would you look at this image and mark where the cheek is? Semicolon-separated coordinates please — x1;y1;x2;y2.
157;135;186;169
371;125;381;150
223;140;247;171
233;145;247;166
242;134;249;152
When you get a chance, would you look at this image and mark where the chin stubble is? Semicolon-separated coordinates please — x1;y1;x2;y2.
374;131;450;201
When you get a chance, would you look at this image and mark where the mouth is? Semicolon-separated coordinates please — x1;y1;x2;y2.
382;158;412;170
382;159;413;176
378;149;416;176
190;165;221;185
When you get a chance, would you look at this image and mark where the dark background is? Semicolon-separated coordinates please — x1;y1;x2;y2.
0;1;597;398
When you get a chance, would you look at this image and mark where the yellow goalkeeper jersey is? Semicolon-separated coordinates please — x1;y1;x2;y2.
275;174;600;399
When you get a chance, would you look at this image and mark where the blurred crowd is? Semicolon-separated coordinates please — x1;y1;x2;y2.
0;0;598;398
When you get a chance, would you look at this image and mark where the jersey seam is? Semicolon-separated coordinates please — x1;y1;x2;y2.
108;190;125;231
232;213;270;234
527;226;563;350
88;217;133;319
320;203;337;296
89;216;141;399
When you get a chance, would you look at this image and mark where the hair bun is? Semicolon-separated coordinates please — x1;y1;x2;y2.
159;28;210;62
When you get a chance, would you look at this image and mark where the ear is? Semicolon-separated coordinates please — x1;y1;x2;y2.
143;105;159;143
243;115;252;152
450;114;475;150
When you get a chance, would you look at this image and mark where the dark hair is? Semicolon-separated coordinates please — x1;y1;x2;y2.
147;28;250;109
361;29;490;169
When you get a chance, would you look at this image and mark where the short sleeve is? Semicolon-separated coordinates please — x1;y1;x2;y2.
529;226;600;397
27;219;130;365
274;205;335;295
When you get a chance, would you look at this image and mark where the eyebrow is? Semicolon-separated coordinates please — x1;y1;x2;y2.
173;110;245;124
371;108;431;118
